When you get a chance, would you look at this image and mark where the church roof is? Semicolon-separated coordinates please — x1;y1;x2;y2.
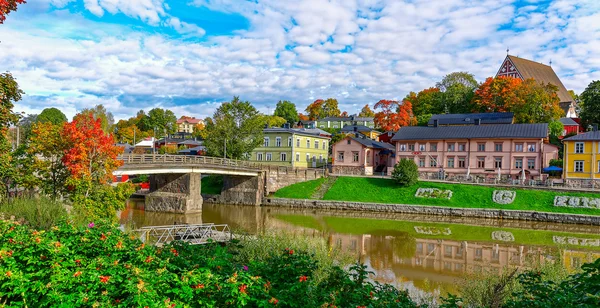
503;55;573;104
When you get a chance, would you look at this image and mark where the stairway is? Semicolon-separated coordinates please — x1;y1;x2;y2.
311;176;338;200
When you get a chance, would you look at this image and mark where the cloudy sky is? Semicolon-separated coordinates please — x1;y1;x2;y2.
2;0;600;120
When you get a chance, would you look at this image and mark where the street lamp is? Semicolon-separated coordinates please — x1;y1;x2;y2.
153;127;157;155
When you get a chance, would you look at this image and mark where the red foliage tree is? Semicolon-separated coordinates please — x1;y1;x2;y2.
298;113;309;121
0;0;26;24
305;99;324;120
472;76;522;113
340;111;349;117
61;113;123;184
373;100;414;131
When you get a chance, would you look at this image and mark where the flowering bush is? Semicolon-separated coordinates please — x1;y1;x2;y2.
0;220;417;307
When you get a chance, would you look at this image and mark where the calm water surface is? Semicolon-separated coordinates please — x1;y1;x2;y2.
120;199;600;298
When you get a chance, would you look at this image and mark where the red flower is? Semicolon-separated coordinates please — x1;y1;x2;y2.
299;275;308;282
100;233;107;241
100;275;110;283
239;284;248;294
5;271;12;278
73;271;82;277
170;248;179;256
288;249;294;255
269;297;279;305
192;283;205;289
75;259;81;265
115;241;123;249
145;256;153;263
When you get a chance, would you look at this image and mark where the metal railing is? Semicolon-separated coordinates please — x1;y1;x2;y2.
118;154;262;169
134;223;232;246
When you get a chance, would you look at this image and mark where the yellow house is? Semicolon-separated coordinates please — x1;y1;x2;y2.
340;125;381;140
563;131;600;185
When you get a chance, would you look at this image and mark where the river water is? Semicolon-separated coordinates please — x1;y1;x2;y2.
119;199;600;298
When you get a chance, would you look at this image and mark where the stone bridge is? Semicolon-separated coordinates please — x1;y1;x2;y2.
115;154;326;214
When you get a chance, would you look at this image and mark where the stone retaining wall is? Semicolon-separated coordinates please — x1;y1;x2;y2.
265;167;326;194
262;198;600;226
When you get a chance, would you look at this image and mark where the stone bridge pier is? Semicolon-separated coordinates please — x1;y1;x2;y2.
212;174;265;206
146;173;202;213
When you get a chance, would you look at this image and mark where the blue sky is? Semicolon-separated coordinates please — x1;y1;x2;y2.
1;0;599;120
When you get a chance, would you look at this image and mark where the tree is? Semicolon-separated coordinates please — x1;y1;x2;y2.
580;80;600;126
340;111;349;117
305;98;340;120
29;122;69;199
145;108;178;134
80;104;115;133
391;159;419;186
298;113;309;121
374;100;414;131
305;99;324;120
0;0;26;24
358;104;375;117
0;72;23;199
37;107;67;126
548;120;565;138
403;88;444;117
417;114;432;126
204;97;263;159
322;98;341;118
17;113;37;141
273;100;299;125
260;115;287;128
192;122;206;139
436;72;478;113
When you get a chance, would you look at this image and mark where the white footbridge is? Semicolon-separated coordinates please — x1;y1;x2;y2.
134;223;232;246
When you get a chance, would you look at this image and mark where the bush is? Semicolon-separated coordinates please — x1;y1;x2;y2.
130;174;149;184
549;159;563;167
0;197;67;230
70;181;135;223
391;158;419;186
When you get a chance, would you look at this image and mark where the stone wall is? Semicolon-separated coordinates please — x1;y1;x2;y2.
565;179;600;189
263;198;600;226
331;165;364;175
209;173;265;206
264;167;326;194
146;173;202;213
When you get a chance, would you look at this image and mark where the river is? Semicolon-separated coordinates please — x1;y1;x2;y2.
119;198;600;299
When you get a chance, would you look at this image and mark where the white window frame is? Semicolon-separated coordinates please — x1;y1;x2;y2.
266;153;272;161
527;158;535;170
515;158;523;169
296;138;300;147
314;140;319;149
352;151;359;162
276;137;281;147
575;142;584;154
306;153;310;162
306;139;311;148
295;153;300;162
575;160;584;172
322;141;326;150
288;137;292;147
263;137;269;147
400;144;407;152
527;143;536;152
257;153;263;161
280;152;287;161
515;143;523;152
419;144;426;151
337;151;344;161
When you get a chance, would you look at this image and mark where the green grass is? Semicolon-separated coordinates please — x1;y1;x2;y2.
273;177;326;199
274;214;324;231
201;175;223;195
0;197;68;230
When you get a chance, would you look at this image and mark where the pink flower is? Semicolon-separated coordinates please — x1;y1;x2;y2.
88;222;95;228
243;265;248;271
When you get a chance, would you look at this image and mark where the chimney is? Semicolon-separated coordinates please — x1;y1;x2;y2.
353;126;358;132
594;124;599;132
283;123;290;129
475;119;481;126
355;133;360;138
264;124;269;129
433;119;439;127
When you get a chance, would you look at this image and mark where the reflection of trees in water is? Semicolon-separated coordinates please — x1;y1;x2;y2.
368;230;416;271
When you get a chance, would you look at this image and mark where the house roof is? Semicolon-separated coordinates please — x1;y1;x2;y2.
563;130;600;141
176;117;203;124
505;55;573;104
178;145;206;153
264;127;331;138
319;116;374;122
350;137;395;150
341;125;375;132
428;112;514;126
391;123;549;141
178;140;203;146
135;138;155;147
559;117;579;126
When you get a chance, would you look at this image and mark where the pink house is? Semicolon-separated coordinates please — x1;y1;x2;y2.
332;136;395;175
391;123;559;181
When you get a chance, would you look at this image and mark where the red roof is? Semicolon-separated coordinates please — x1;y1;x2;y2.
177;117;203;124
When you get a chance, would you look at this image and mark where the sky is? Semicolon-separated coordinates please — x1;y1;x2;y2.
1;0;600;121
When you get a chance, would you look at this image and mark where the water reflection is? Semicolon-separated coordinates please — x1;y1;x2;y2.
120;199;600;296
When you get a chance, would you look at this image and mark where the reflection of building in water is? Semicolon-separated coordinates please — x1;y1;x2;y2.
563;250;600;272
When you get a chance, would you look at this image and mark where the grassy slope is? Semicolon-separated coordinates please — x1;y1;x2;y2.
273;177;326;199
201;175;223;195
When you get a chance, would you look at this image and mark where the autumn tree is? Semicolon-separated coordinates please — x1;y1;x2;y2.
0;72;23;199
204;97;263;159
260;115;287;128
580;80;600;127
28;122;69;199
37;107;67;125
403;88;444;117
358;104;375;117
273;100;299;125
373;100;415;131
0;0;26;24
192;122;206;139
80;104;115;133
305;98;340;120
298;113;309;121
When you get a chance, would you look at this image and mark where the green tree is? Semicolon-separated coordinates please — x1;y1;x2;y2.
322;98;341;117
80;104;114;133
37;107;67;125
28;122;69;199
403;88;444;117
145;108;178;134
436;72;478;113
417;114;432;126
580;80;600;126
548;120;564;138
273;100;299;125
204;97;264;159
0;72;24;199
261;115;287;128
391;159;419;187
358;104;375;117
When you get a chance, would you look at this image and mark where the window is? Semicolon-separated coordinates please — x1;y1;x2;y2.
430;156;438;167
458;157;466;168
447;157;455;168
527;143;536;152
352;152;359;162
419;144;426;151
527;158;535;170
598;161;600;173
495;143;503;152
477;157;485;168
333;125;338;128
576;142;584;154
288;137;292;147
447;143;455;152
575;161;584;172
515;143;523;152
427;243;435;254
475;248;483;261
458;143;466;152
495;157;502;168
347;139;351;144
319;154;323;162
263;137;269;147
515;158;523;169
477;143;485;152
296;153;300;162
430;143;437;152
312;155;316;162
337;152;344;161
306;154;310;162
492;250;500;263
280;153;287;161
257;153;263;161
399;144;407;152
322;142;326;150
419;157;425;167
408;144;415;151
444;246;453;257
306;139;310;148
264;153;271;161
314;140;319;149
416;243;423;254
276;137;281;147
296;138;300;147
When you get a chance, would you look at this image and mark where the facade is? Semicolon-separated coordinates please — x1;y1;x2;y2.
332;136;395;175
155;132;194;149
427;112;514;126
391;124;558;180
315;116;375;129
563;130;600;186
496;55;577;118
560;117;580;137
250;127;331;168
176;116;204;134
340;125;381;140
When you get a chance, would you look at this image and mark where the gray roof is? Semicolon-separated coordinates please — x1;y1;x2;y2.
319;116;374;122
559;117;579;126
341;125;375;132
178;145;206;153
564;130;600;141
264;127;331;137
178;140;203;146
391;123;549;141
428;112;514;126
351;137;395;150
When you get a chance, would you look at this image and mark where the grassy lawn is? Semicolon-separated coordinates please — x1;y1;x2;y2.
282;176;600;216
201;175;223;195
273;177;326;199
274;214;600;250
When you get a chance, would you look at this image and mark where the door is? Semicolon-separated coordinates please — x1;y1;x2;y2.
312;156;316;168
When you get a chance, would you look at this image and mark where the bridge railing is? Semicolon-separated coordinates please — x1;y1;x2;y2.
134;223;232;246
118;154;262;169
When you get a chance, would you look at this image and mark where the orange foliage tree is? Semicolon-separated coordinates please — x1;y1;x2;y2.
0;0;26;24
373;100;415;131
298;113;309;121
